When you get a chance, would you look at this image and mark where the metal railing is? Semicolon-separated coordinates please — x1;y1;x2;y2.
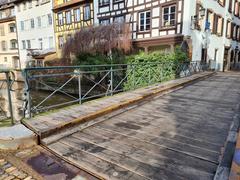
23;61;209;118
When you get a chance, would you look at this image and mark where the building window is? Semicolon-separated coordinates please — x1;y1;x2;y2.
4;57;7;62
11;8;15;16
99;19;110;25
37;17;41;27
236;25;240;41
23;2;27;10
215;16;223;36
114;16;124;23
10;39;17;49
232;23;236;39
22;40;26;49
9;23;16;33
1;41;7;51
30;18;34;29
218;0;225;6
206;10;214;32
162;5;176;27
27;40;31;49
0;25;5;36
58;13;64;26
83;5;91;20
17;5;21;12
67;34;72;42
113;0;123;3
226;20;231;38
20;21;24;31
229;0;233;12
234;0;239;16
38;38;43;49
139;11;151;31
29;0;32;8
48;14;52;25
99;0;110;6
0;26;4;36
74;9;80;22
36;0;39;6
66;11;71;24
58;36;64;49
49;36;53;48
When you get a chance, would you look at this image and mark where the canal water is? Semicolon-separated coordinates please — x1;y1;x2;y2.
0;80;73;122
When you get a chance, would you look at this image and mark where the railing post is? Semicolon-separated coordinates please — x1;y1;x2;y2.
5;72;14;125
110;65;113;96
132;64;135;89
78;69;82;104
148;64;151;85
23;70;31;118
160;63;163;82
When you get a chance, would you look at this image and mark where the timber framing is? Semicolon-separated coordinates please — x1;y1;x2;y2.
132;34;184;48
0;16;15;23
95;0;184;51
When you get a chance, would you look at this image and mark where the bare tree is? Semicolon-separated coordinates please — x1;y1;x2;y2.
62;23;132;62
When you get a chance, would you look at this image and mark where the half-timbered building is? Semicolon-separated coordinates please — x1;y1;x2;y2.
53;0;94;57
95;0;184;52
95;0;240;71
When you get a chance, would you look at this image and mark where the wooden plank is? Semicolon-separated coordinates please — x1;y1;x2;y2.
112;114;230;140
99;116;227;145
60;136;195;180
71;129;217;174
118;110;231;133
86;125;220;163
125;109;233;130
105;115;222;151
48;142;148;180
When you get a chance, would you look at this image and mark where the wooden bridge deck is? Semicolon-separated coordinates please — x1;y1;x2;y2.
40;72;240;180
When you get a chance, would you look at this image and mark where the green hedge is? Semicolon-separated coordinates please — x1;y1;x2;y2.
124;48;188;90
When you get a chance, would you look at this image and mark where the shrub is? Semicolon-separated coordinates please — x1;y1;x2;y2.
124;48;189;90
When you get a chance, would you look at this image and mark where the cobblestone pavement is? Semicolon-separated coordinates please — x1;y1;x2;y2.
0;146;98;180
0;158;35;180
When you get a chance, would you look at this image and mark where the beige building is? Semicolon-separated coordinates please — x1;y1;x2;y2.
0;1;19;69
53;0;94;58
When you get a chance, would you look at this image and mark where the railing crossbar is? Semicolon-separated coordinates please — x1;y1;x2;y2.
32;76;75;111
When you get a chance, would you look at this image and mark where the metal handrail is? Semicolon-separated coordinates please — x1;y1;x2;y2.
23;61;209;118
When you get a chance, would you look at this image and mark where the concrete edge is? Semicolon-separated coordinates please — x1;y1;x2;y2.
0;124;38;151
0;135;38;151
23;72;215;139
228;111;240;180
214;104;240;180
